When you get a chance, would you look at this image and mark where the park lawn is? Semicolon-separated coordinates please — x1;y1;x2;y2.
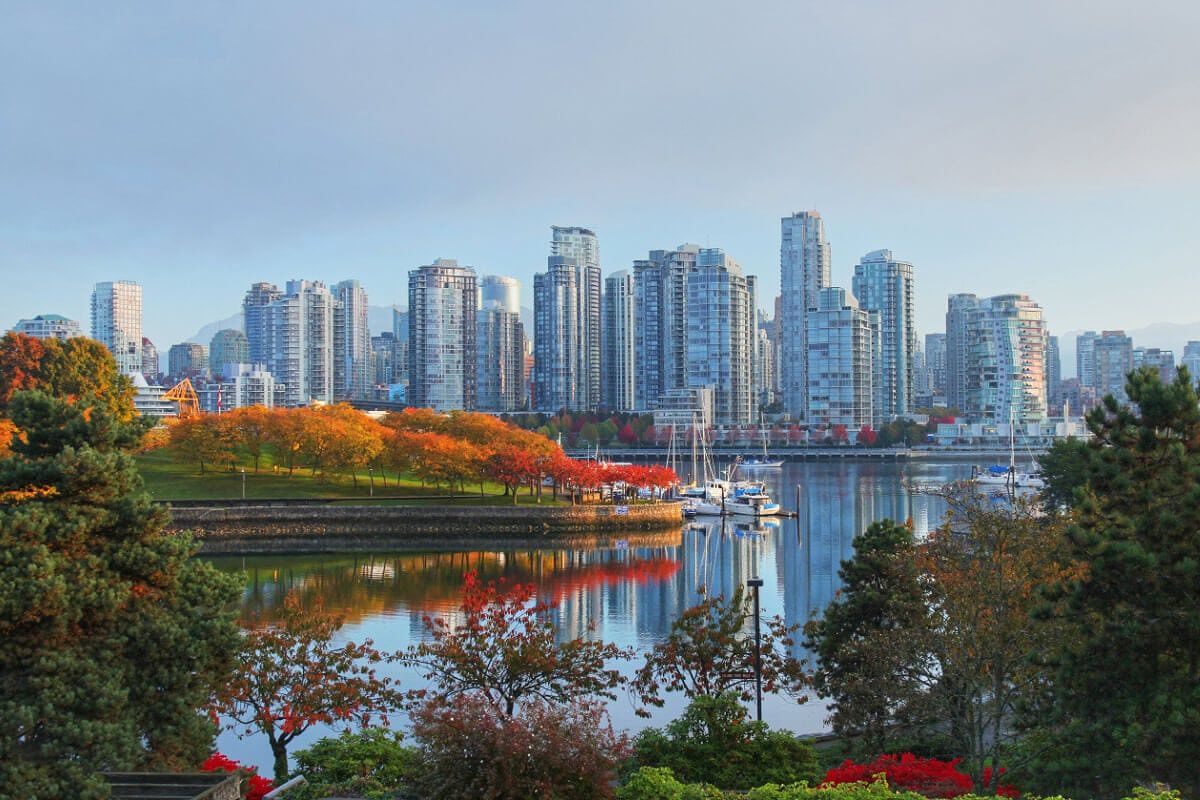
136;449;570;506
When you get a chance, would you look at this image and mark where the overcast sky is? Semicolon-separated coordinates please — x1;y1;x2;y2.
3;1;1199;348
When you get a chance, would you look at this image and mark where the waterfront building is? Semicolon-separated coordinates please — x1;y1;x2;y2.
756;323;776;408
924;333;947;399
131;373;175;418
140;337;159;381
243;282;283;365
686;249;756;426
1076;331;1099;390
634;244;698;411
959;294;1048;424
1046;335;1062;415
533;226;601;411
913;346;929;405
1182;341;1200;386
167;342;208;382
11;313;83;340
780;211;831;420
333;279;371;401
602;270;636;411
944;294;977;415
805;287;880;432
90;280;143;375
1094;330;1134;404
209;329;249;379
476;302;526;411
371;331;398;387
852;249;916;419
1134;347;1175;385
480;275;521;315
408;259;477;410
1058;377;1098;417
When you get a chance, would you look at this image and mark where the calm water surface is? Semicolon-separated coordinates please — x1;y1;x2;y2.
209;459;1021;772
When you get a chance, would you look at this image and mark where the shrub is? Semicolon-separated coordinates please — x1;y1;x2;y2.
822;754;1017;798
627;693;820;790
617;767;727;800
410;693;630;799
289;729;415;800
201;753;274;800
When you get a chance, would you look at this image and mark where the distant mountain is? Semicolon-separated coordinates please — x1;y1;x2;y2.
187;312;242;345
1057;321;1200;378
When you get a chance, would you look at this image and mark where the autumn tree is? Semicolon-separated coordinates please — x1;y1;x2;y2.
486;444;539;504
225;405;272;472
803;519;931;754
215;592;404;782
264;408;307;476
0;391;240;797
0;333;137;422
403;571;629;716
1024;367;1200;798
168;414;237;474
632;585;808;713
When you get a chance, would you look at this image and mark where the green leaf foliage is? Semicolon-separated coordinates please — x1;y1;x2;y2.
290;729;416;800
1027;366;1200;798
0;391;240;798
627;693;820;791
803;520;930;753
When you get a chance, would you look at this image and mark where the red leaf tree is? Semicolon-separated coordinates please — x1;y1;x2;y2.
213;593;404;782
403;571;630;716
823;753;1018;798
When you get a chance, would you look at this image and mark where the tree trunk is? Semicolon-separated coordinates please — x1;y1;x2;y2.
269;736;289;783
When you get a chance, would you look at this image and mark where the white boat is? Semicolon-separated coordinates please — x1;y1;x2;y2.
971;415;1044;492
722;484;781;517
682;497;723;516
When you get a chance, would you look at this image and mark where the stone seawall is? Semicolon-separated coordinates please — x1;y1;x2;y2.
166;502;685;554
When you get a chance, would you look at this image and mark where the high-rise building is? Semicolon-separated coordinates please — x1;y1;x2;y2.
1046;335;1062;415
480;275;521;315
370;331;398;388
633;245;698;411
959;294;1048;423
806;287;880;431
755;316;776;409
780;211;831;419
1133;347;1175;385
852;249;916;419
602;270;636;411
1094;330;1134;404
1076;331;1099;389
167;342;208;381
243;282;283;365
476;303;526;412
11;314;83;340
533;226;601;412
333;279;371;401
209;329;249;379
90;281;143;375
1182;341;1200;386
924;333;947;399
408;259;477;410
141;337;159;381
686;249;756;426
944;293;977;415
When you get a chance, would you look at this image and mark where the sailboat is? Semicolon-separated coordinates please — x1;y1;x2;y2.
741;427;784;468
971;414;1044;491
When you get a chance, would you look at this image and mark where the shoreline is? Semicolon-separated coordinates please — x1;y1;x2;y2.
166;501;686;554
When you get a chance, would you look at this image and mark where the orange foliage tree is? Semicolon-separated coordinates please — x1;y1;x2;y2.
214;593;404;782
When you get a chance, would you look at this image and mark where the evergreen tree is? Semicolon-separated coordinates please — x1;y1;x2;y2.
1030;367;1200;798
803;519;930;753
0;391;240;798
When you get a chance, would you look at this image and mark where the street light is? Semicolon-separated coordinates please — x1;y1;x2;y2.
747;576;764;722
368;467;374;498
240;468;246;500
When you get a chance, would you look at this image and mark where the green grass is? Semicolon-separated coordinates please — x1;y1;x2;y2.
136;449;569;506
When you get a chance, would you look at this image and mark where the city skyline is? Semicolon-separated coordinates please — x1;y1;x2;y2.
4;3;1200;349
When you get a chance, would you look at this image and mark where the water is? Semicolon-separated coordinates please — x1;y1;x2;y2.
208;458;1008;773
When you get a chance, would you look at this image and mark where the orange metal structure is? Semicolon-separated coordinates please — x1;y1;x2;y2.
162;378;201;418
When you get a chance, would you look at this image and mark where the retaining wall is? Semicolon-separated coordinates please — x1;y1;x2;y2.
166;501;685;554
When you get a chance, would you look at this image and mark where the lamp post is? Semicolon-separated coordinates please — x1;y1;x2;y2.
747;576;764;722
368;467;374;498
240;468;246;500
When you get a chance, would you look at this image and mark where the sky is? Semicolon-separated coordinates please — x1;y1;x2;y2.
3;1;1200;350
